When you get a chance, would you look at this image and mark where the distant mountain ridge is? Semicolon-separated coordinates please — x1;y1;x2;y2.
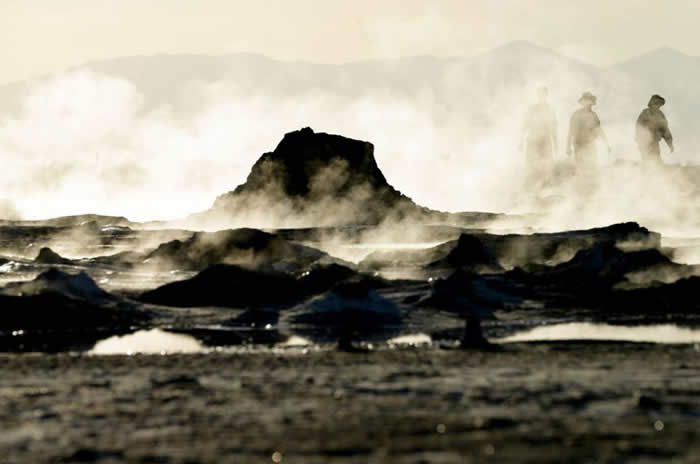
1;41;695;116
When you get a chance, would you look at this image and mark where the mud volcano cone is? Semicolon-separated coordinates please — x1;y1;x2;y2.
200;127;435;226
284;279;401;352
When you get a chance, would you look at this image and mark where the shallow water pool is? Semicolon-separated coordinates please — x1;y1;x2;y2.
499;322;700;344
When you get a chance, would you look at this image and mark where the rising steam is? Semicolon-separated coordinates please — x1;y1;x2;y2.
0;47;697;238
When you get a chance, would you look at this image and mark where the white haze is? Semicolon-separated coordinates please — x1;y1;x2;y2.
0;69;520;222
0;44;698;236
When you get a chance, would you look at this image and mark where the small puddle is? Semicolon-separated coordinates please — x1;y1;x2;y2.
281;335;313;347
86;329;435;355
499;322;700;344
341;242;446;250
388;333;432;346
324;241;447;263
90;329;206;355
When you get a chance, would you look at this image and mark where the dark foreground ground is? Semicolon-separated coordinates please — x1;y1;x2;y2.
2;211;700;463
2;343;699;464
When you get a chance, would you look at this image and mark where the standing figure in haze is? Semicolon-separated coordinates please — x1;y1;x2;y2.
566;92;611;169
635;94;674;163
520;86;558;168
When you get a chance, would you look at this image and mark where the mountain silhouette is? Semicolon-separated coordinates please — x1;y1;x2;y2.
1;41;695;134
0;41;654;116
612;47;700;91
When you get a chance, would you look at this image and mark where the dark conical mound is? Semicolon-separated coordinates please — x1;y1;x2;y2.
284;280;402;328
427;234;503;272
144;228;328;272
34;247;73;265
201;127;433;226
3;268;112;301
418;269;510;318
0;268;146;330
546;242;674;286
139;264;301;308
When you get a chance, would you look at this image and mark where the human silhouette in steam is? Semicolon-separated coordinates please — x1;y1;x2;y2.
520;86;558;167
566;92;610;169
636;94;674;163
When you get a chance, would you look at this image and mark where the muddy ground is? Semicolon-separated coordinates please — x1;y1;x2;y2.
2;343;699;464
2;213;700;463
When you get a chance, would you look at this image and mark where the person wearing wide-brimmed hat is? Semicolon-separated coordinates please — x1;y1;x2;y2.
635;94;674;163
566;92;611;168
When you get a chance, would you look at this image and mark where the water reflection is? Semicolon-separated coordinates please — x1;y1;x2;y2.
326;242;447;263
387;333;432;346
281;335;313;347
499;322;700;344
88;323;700;354
90;329;206;355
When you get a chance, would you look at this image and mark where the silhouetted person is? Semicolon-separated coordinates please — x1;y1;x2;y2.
636;94;674;163
566;92;610;169
521;87;558;167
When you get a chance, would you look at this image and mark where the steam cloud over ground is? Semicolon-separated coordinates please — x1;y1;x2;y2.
1;42;699;236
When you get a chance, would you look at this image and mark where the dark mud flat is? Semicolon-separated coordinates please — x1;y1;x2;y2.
2;344;700;464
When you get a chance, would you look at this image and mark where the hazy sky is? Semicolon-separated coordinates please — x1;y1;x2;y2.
2;0;699;84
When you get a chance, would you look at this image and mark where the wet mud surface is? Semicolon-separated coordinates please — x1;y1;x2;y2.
2;345;700;463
